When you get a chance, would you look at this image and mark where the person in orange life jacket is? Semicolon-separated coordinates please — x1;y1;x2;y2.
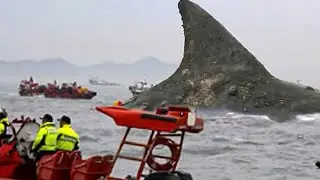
31;114;58;161
56;115;79;151
0;111;11;141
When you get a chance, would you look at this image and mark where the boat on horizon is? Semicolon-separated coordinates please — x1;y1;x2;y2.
89;77;120;86
19;77;97;100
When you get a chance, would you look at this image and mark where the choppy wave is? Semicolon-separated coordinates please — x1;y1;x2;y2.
1;83;320;179
295;113;320;121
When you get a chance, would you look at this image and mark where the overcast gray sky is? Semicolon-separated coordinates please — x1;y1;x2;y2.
1;0;320;85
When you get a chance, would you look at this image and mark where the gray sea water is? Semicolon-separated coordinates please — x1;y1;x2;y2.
1;83;320;180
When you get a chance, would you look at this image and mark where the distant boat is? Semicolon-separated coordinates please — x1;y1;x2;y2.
128;80;153;96
88;78;120;86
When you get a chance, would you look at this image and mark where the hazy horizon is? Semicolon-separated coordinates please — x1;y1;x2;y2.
0;56;178;66
1;0;320;86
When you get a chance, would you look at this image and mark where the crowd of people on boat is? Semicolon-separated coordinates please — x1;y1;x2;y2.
19;76;92;97
19;77;40;90
20;76;153;99
0;110;80;162
46;81;90;95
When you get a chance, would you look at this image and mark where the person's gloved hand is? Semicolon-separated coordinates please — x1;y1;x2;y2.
30;153;36;160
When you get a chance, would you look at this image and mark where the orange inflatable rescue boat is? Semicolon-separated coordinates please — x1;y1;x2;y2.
0;104;204;180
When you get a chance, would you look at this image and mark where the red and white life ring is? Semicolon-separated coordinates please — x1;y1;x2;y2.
146;137;179;171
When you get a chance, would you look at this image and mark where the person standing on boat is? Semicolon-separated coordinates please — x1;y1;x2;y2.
56;115;80;151
0;111;11;140
31;114;58;161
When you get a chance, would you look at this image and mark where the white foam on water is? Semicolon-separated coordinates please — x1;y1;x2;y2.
230;113;271;121
295;113;320;122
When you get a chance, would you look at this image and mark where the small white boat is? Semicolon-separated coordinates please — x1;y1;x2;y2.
128;80;153;96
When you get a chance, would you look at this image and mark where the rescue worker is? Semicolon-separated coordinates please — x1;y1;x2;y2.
113;100;123;106
31;114;57;161
56;115;79;151
72;81;77;87
141;102;148;110
77;86;83;94
0;111;11;140
156;101;168;114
